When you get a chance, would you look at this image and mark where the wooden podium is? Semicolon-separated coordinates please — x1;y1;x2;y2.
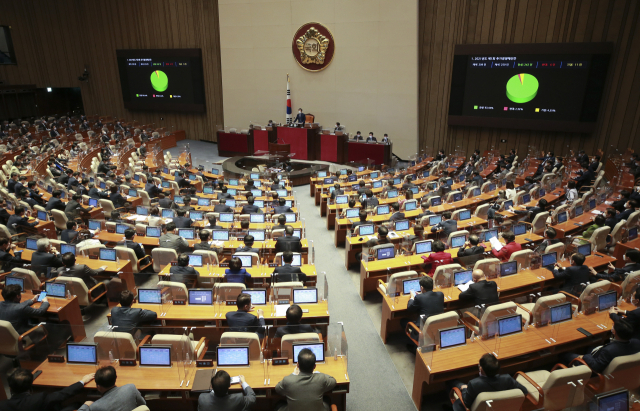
269;142;290;155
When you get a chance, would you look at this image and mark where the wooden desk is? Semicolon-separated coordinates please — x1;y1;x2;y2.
411;303;631;408
550;203;608;239
0;292;85;341
157;263;318;286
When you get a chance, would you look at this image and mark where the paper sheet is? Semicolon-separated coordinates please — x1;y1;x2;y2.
274;304;289;317
489;236;503;251
457;280;473;292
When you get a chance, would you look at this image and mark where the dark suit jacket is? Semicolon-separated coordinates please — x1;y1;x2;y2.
111;306;158;335
275;372;337;411
197;385;256;411
88;187;108;199
551;265;591;294
55;264;103;289
458;280;499;306
64;199;88;219
66;177;79;190
0;249;23;271
583;339;640;373
273;264;307;283
116;240;146;260
145;182;161;198
366;136;377;142
454;374;527;411
241;204;262;214
0;299;50;334
214;204;233;213
294;112;306;124
431;219;458;238
610;308;640;341
389;212;405;222
61;229;78;243
57;175;70;185
169;266;198;287
457;245;485;257
110;192;126;208
0;381;84;411
13;182;24;195
226;310;265;335
173;216;193;228
275;236;302;253
7;179;17;193
31;251;63;277
45;197;65;211
6;214;37;234
275;323;315;338
407;291;445;321
273;205;293;214
158;198;175;209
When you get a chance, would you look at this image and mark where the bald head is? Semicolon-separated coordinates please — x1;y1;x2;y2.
472;269;485;282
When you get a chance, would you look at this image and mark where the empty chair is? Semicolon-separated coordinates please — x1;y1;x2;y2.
234;252;260;266
220;332;262;360
515;365;591;410
50;209;69;231
515;293;566;325
215;283;246;301
474;204;490;220
405;311;460;347
0;320;47;364
151;334;206;361
530;211;549;234
156;281;188;300
377;270;419;295
432;264;463;288
450;388;525;411
463;302;518;339
544;242;565;258
587;226;610;253
151;248;178;272
508;249;533;267
94;331;138;360
114;246;151;273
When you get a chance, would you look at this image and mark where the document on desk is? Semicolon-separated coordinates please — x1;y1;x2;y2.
591;210;603;215
274;304;289;317
457;280;473;292
489;236;503;251
388;232;400;239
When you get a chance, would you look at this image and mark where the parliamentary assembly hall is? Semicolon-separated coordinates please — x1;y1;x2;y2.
0;1;640;410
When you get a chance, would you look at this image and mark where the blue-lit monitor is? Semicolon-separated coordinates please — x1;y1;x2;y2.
277;189;288;197
197;198;210;206
162;209;175;218
500;261;518;277
212;168;220;175
136;206;148;215
61;244;76;255
146;226;161;237
550;302;572;324
26;238;38;250
217;346;250;366
45;282;67;298
250;214;265;223
458;210;471;221
376;246;395;260
370;172;379;179
629;226;638;241
450;235;466;248
178;229;195;240
189;289;213;305
335;195;348;205
226;199;236;207
162;181;171;188
99;248;117;261
598;291;617;311
439;326;466;349
431;197;442;206
503;200;513;210
405;201;417;211
429;215;442;226
244;289;267;305
402;279;421;295
139;346;172;367
285;213;296;223
292;288;318;304
541;252;557;267
37;210;48;221
128;189;137;197
219;213;234;223
212;230;230;241
497;314;523;337
228;189;237;196
394;220;410;231
248;230;265;241
292;342;324;363
376;205;390;215
454;270;473;286
387;190;398;198
235;255;253;268
5;276;24;291
229;179;239;186
346;208;359;218
512;224;527;236
88;198;98;207
115;224;129;234
190;211;203;221
372;181;382;188
357;224;374;236
188;254;203;267
67;343;97;364
577;243;592;256
575;205;583;217
415;240;432;255
88;220;101;230
174;196;184;204
203;186;214;194
595;389;628;411
557;211;568;223
138;288;162;303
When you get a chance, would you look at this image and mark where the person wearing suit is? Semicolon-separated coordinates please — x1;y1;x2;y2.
471;172;484;188
78;366;145;411
57;169;72;185
458;269;500;306
381;133;390;143
225;257;251;284
604;207;618;231
0;368;95;411
273;251;307;283
199;370;256;411
452;354;527;411
402;277;445;343
366;132;377;142
6;206;38;235
204;216;223;231
561;320;640;374
226;293;265;337
457;234;485;257
169;254;198;288
275;348;337;411
616;199;639;222
273;197;293;214
45;190;66;212
158;193;176;209
596;250;640;282
0;284;50;334
241;196;263;214
352;131;363;141
6;173;18;194
275;226;302;253
421;240;453;276
214;199;234;213
31;238;63;278
65;194;91;220
13;176;27;195
111;290;158;335
294;108;306;126
236;234;259;254
430;211;457;239
0;238;24;271
54;252;106;289
274;305;315;338
329;183;344;200
550;253;592;294
66;171;81;191
173;208;193;228
160;222;191;254
108;185;126;209
609;288;640;341
0;199;10;225
88;183;109;200
145;181;161;198
217;186;233;200
534;227;561;254
117;228;149;265
574;163;595;190
491;231;522;262
388;202;405;222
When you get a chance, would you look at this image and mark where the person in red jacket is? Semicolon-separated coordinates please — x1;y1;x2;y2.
491;231;521;261
421;240;453;276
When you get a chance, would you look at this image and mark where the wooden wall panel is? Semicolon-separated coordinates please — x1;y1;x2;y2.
0;0;223;143
419;0;640;160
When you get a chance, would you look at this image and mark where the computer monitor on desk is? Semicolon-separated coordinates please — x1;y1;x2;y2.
217;346;250;367
439;326;466;350
598;290;617;311
212;230;229;241
574;205;583;217
594;389;628;411
376;246;395;260
188;289;213;305
293;342;325;363
402;278;421;295
376;205;390;215
5;276;24;291
550;302;572;324
162;209;175;218
512;223;527;236
499;261;518;277
414;240;432;255
577;243;592;256
293;288;318;304
454;270;473;286
458;210;471;221
138;288;162;304
541;252;557;268
219;212;233;223
188;254;203;267
136;206;148;215
557;211;568;223
394;220;410;232
281;253;301;267
450;235;466;248
479;229;499;242
629;226;638;241
235;255;253;268
497;314;523;337
26;238;38;250
139;346;172;367
67;343;97;364
250;214;265;223
428;215;442;226
61;244;76;255
45;282;66;298
244;289;267;305
357;224;375;236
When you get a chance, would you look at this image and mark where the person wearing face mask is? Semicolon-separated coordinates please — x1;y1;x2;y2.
366;132;376;142
448;354;527;411
609;288;640;341
294;108;305;127
616;199;639;222
591;249;640;282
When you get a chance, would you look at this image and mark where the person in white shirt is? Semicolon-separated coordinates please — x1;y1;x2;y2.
566;180;579;204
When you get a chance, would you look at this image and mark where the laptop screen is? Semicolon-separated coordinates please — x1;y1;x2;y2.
188;289;213;305
228;189;237;196
37;210;48;221
128;189;137;197
335;195;348;204
370;172;379;179
431;197;442;206
387;190;398;199
285;213;296;223
228;179;239;186
376;205;390;215
244;289;267;305
45;282;66;298
376;246;395;260
345;208;359;218
575;205;583;216
358;224;374;236
596;390;628;411
500;261;518;277
277;189;288;197
452;193;462;202
372;181;382;188
598;291;617;311
88;198;98;207
138;288;162;303
162;181;171;188
219;213;233;222
293;342;325;363
577;243;591;256
26;238;38;250
458;210;471;221
405;201;417;211
451;235;466;248
212;168;220;175
99;248;116;261
317;171;327;178
481;229;499;242
629;226;638;241
293;288;318;304
498;314;523;337
161;209;175;218
178;229;195;240
212;230;230;241
146;226;161;237
439;326;466;349
503;200;513;210
550;302;572;324
415;240;432;255
198;198;210;206
139;346;172;366
248;230;265;241
512;224;526;236
61;244;76;255
250;214;265;223
136;206;148;215
203;187;214;194
402;278;421;295
522;194;531;204
454;270;473;285
67;343;97;364
217;346;250;366
395;220;410;231
541;252;557;267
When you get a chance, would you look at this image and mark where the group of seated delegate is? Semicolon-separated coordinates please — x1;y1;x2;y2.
323;148;640;406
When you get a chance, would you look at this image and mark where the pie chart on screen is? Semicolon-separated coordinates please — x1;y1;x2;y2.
150;70;168;92
506;73;538;103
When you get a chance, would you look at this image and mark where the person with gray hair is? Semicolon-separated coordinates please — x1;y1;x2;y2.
31;237;63;278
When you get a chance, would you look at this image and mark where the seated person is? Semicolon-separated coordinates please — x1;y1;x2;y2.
275;226;302;253
350;210;369;232
274;304;315;338
224;256;251;284
241;196;263;214
198;370;256;411
158;193;176;209
0;238;24;271
6;205;38;235
110;290;158;335
160;222;191;254
206;215;223;229
168;253;198;288
226;293;265;337
451;354;527;411
214;198;233;213
45;190;66;211
609;288;640;341
579;214;606;244
534;227;561;253
273;250;307;283
491;231;521;262
362;189;379;209
61;221;79;243
109;185;126;208
179;195;195;212
236;234;259;253
88;182;109;199
421;240;453;276
108;210;125;224
173;208;192;228
457;234;484;256
388;202;405;222
54;252;106;289
117;228;149;265
77;366;146;411
430;211;457;238
596;249;640;282
561;320;640;373
272;214;288;231
330;183;343;200
31;238;63;278
194;229;223;255
458;269;499;306
402;276;445;344
0;284;50;335
273;197;293;214
550;252;591;293
147;206;163;227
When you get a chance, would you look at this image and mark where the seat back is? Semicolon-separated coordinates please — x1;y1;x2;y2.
480;302;518;338
0;320;20;356
281;333;320;359
532;293;566;325
192;250;219;265
151;334;193;361
579;280;611;309
626;210;640;228
94;331;137;360
220;331;262;361
215;283;247;301
422;311;460;347
473;258;501;278
544;242;565;259
474;204;490;219
445;191;462;203
98;199;116;214
451;208;469;221
274;252;301;266
380;270;418;296
10;268;41;290
610;220;626;245
601;351;640;392
471;389;524;411
621;271;640;300
55;277;90;306
589;226;610;252
432;264;462;288
541;365;592;409
151;248;178;272
138;190;151;207
115;246;140;273
157;281;188;300
508;249;533;267
531;211;549;234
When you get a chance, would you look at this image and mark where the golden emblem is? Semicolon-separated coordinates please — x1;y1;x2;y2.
296;27;330;65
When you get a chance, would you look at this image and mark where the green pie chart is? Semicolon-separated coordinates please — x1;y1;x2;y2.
506;73;538;103
150;70;168;92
